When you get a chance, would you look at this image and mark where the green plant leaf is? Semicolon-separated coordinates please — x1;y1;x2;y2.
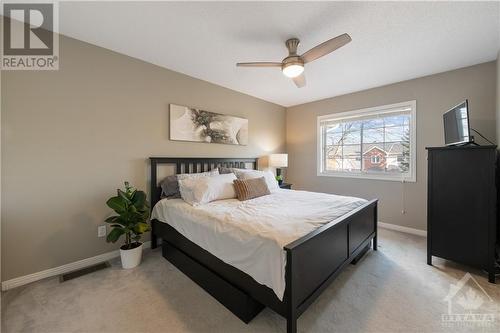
109;216;129;226
132;191;146;208
106;227;125;243
105;216;118;223
140;210;151;220
117;189;132;203
106;196;128;214
133;222;150;234
127;210;144;220
125;182;136;197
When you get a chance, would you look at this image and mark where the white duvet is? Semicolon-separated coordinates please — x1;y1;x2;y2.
151;189;367;300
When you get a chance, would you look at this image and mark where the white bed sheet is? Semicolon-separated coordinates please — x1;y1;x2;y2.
151;189;367;300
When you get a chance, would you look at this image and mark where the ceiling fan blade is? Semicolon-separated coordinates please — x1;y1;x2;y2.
292;73;306;88
236;62;282;67
301;33;351;63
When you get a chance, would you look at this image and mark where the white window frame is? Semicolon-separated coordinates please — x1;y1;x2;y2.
317;100;417;182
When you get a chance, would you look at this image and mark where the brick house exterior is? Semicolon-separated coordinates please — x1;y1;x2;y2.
363;146;387;171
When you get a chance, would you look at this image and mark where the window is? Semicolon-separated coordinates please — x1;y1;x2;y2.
317;100;416;181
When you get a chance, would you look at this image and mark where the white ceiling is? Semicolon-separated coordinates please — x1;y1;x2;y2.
56;1;499;107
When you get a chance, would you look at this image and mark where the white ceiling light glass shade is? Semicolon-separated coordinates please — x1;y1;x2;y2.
282;63;304;78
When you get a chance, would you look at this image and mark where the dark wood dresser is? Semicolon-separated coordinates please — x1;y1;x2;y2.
426;145;498;282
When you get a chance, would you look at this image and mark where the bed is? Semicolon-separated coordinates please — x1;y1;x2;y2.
149;157;378;333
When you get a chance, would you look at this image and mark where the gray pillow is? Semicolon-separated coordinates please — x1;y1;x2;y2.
218;167;250;175
160;175;181;199
218;166;235;174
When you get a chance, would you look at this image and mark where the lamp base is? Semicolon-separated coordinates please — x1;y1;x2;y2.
276;168;283;185
276;168;282;177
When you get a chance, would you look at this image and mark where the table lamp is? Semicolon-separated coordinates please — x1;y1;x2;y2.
269;154;288;185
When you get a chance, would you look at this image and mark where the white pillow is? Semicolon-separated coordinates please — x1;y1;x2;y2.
231;168;254;174
179;173;237;206
177;169;219;180
234;169;279;190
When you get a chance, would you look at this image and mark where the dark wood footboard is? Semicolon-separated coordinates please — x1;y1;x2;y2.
283;199;378;332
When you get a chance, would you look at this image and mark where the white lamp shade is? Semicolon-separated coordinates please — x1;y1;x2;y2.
269;154;288;168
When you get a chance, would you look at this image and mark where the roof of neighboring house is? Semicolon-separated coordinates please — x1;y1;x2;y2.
362;146;387;155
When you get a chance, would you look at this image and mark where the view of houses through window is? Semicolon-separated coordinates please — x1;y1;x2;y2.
318;101;415;181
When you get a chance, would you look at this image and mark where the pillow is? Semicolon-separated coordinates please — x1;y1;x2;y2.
160;169;219;199
159;175;181;199
218;167;252;175
233;177;271;201
179;173;237;206
218;166;234;174
234;169;279;190
176;169;219;180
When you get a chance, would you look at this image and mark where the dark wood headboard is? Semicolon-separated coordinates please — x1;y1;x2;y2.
149;157;258;209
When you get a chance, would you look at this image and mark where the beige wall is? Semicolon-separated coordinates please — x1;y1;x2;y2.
286;62;497;231
1;36;286;281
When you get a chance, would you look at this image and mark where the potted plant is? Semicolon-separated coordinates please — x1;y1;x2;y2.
105;181;151;269
276;174;284;185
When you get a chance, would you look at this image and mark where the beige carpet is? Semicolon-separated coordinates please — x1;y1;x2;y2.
2;228;500;333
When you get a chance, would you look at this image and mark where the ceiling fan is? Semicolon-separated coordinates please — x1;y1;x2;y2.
236;33;351;88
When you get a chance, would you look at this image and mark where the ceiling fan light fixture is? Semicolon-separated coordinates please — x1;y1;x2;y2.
236;33;351;88
282;63;304;78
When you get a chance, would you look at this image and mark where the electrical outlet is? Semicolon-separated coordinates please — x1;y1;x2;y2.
97;225;106;237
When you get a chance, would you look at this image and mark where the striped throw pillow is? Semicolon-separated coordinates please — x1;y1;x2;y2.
233;177;271;201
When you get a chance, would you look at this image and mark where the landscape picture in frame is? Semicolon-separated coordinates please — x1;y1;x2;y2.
169;104;248;145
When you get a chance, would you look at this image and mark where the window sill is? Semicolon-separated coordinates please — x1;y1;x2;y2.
317;171;416;182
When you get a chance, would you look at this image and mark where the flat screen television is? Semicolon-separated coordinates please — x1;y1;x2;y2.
443;100;471;146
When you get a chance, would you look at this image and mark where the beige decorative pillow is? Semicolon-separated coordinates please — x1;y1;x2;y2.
234;169;279;190
233;177;271;201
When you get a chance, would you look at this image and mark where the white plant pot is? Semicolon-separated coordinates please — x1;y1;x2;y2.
120;242;143;269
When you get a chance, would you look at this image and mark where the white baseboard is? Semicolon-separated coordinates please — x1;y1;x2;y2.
1;240;158;291
378;222;427;237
